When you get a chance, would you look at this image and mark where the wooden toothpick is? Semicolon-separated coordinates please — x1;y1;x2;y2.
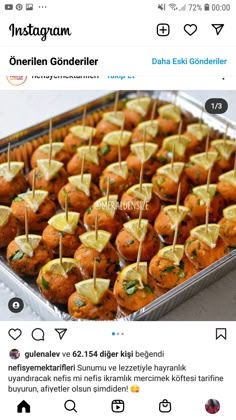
25;207;29;243
82;105;87;131
138;202;143;229
114;91;119;114
151;99;157;122
106;176;110;205
80;154;85;183
65;191;69;222
136;240;144;289
59;234;63;267
95;213;98;241
176;183;181;214
205;132;210;160
93;259;97;289
32;169;36;199
7;143;11;172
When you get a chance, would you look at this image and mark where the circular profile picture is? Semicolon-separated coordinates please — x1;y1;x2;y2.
9;349;20;360
205;399;220;414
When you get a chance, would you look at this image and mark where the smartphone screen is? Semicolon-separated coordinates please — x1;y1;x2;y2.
0;1;235;418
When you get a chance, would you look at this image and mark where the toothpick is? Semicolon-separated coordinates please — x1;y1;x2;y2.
65;191;69;222
32;169;36;199
176;183;181;214
114;91;119;114
106;176;110;205
88;131;93;152
48;119;53;167
93;259;97;289
223;122;229;150
136;240;144;289
172;221;179;253
7;143;11;172
138;203;144;229
171;143;175;173
151;99;157;122
172;91;177;106
80;154;85;182
59;234;63;267
205;132;210;160
143;126;147;154
178;120;183;137
199;108;203;131
234;146;236;177
95;213;98;241
205;205;209;234
118;134;122;170
206;166;212;193
139;162;144;193
82;105;87;131
24;207;29;243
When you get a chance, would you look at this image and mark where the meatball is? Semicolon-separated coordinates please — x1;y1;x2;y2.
123;109;143;130
157;116;178;137
68;289;117;320
209;140;235;172
31;146;71;168
37;264;82;304
28;167;68;201
185;162;222;185
152;171;190;203
58;182;101;217
184;192;225;224
67;154;102;181
154;209;195;244
185;235;227;270
120;190;161;222
7;239;53;276
42;223;85;257
74;242;120;283
116;223;160;262
114;271;165;313
99;167;136;198
126;153;159;181
84;207;127;240
64;129;99;155
218;218;236;247
11;197;56;232
156;147;186;167
98;142;130;167
95;120;120;142
149;254;197;289
217;177;236;203
0;212;18;248
0;173;27;205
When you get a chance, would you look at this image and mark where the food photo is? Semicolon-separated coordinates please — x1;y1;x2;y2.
0;90;235;321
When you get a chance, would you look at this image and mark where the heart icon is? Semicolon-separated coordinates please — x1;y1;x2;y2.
8;328;22;340
184;24;197;36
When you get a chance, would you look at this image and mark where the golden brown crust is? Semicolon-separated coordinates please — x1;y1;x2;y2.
68;290;117;320
217;181;236;203
123;109;143;130
149;255;197;289
58;182;101;217
84;208;127;240
37;266;82;304
7;240;53;276
0;174;27;205
67;154;102;181
218;217;236;247
0;213;18;248
30;148;71;168
120;192;161;222
184;193;225;224
114;273;165;312
152;172;190;202
99;170;136;198
74;242;119;283
95;120;119;142
42;224;85;257
116;224;160;262
11;198;56;232
98;143;130;167
185;235;227;269
157;116;178;135
154;210;195;244
126;153;159;181
185;162;222;185
28;167;68;201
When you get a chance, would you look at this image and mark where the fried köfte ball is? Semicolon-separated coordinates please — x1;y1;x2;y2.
64;132;100;155
114;272;164;312
120;192;161;222
7;240;53;276
184;162;222;185
154;210;195;244
99;169;136;198
95;120;120;142
58;182;101;217
0;212;17;248
185;236;227;270
84;207;127;240
157;116;179;137
68;289;117;320
37;265;82;305
218;217;236;247
42;223;85;257
156;147;187;168
149;254;197;289
0;174;27;205
67;155;102;181
217;180;236;203
131;125;160;146
116;223;160;262
209;141;235;172
152;172;190;203
74;242;120;283
126;153;159;181
28;167;68;201
98;143;130;167
11;198;56;232
30;147;71;168
184;192;225;224
123;109;143;131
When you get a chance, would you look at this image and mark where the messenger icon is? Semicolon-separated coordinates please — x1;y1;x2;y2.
159;399;172;413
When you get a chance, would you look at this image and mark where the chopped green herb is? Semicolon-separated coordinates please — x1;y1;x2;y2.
95;257;101;263
127;239;135;245
159;156;168;165
164;266;175;273
10;250;24;262
42;276;50;290
124;279;139;295
144;285;154;294
86;206;92;214
13;197;23;202
115;261;121;272
126;286;138;295
100;145;110;156
74;297;86;308
191;249;197;259
179;260;185;270
157;177;166;187
177;269;185;278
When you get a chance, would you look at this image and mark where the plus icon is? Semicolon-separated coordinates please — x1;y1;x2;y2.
157;23;170;36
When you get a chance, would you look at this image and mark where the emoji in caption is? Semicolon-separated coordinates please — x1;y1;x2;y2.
130;385;140;393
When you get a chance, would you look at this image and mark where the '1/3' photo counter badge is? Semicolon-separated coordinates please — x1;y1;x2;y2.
6;76;27;86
